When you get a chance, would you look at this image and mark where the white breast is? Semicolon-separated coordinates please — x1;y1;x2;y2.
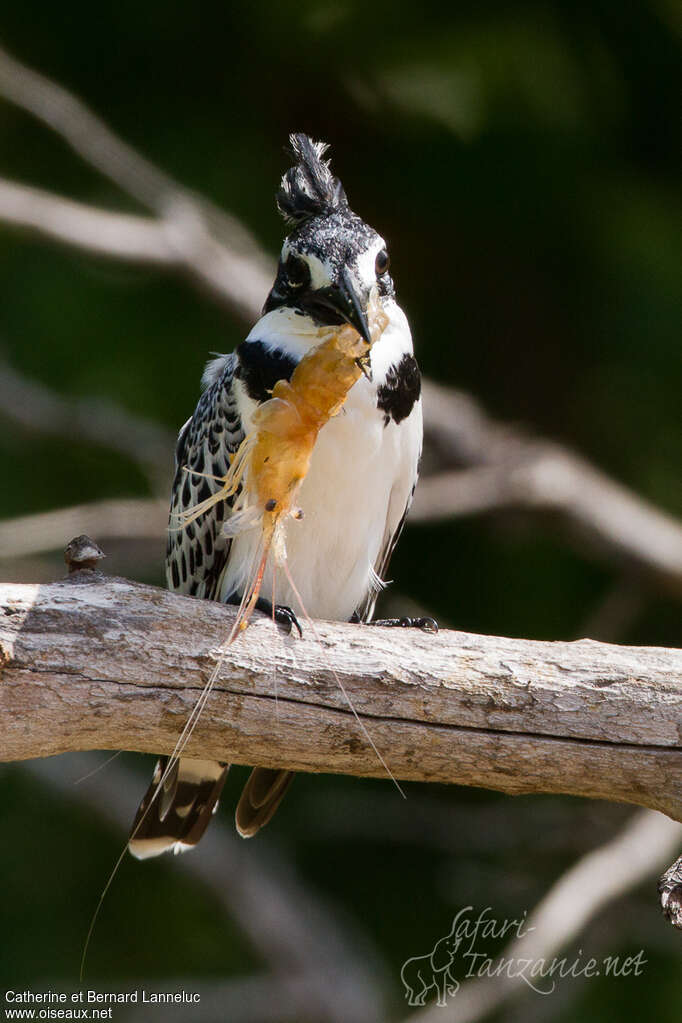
219;300;421;622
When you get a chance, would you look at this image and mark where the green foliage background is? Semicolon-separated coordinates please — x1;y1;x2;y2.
0;2;679;1019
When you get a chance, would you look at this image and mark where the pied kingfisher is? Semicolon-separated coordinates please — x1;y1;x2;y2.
129;134;430;858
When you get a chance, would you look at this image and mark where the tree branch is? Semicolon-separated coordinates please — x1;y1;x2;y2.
0;178;181;264
2;574;680;823
0;355;174;492
0;499;166;560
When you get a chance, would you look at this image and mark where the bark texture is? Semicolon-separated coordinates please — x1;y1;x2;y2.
1;574;680;821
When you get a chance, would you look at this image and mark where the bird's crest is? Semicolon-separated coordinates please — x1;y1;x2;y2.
276;133;348;225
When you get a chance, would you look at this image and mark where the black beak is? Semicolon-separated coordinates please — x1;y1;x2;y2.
302;267;372;344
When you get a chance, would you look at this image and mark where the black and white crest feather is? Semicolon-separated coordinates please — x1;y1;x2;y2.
276;133;348;225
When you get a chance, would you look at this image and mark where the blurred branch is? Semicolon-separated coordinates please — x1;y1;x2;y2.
0;355;175;492
579;580;647;644
0;43;185;207
119;974;364;1023
417;381;682;597
0;177;183;264
0;40;274;318
23;754;383;1023
2;574;681;823
403;808;682;1023
0;499;165;559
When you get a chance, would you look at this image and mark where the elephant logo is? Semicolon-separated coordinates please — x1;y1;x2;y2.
400;916;463;1007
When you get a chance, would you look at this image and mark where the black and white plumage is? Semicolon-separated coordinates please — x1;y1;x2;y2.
129;134;423;858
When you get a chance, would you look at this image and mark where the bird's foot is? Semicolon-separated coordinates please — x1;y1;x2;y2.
365;616;438;632
254;597;303;637
226;592;302;637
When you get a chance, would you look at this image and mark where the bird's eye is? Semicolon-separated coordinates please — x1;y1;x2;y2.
375;249;390;276
284;254;309;289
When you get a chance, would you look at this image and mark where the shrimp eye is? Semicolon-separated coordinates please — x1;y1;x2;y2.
375;249;390;276
284;254;309;289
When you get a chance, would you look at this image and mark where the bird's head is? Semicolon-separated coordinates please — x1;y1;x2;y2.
263;134;394;344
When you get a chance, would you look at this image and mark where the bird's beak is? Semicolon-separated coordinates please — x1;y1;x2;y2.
304;267;372;345
337;267;372;345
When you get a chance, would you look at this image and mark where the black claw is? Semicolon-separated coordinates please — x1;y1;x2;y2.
255;597;303;637
366;616;439;632
226;591;302;637
414;616;439;633
274;603;303;638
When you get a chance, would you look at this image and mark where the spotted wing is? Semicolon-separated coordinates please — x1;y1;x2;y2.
166;354;244;601
129;355;243;859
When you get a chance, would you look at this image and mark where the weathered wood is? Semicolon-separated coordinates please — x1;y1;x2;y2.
1;574;680;820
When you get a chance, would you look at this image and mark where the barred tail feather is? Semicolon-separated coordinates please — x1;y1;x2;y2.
128;757;229;859
235;768;295;838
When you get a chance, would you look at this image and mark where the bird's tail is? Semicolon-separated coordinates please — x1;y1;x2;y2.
128;759;294;857
128;756;229;859
235;767;295;838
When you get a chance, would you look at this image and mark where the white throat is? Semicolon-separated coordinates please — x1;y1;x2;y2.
244;298;413;384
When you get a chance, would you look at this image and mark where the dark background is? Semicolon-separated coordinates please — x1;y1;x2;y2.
0;2;680;1020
